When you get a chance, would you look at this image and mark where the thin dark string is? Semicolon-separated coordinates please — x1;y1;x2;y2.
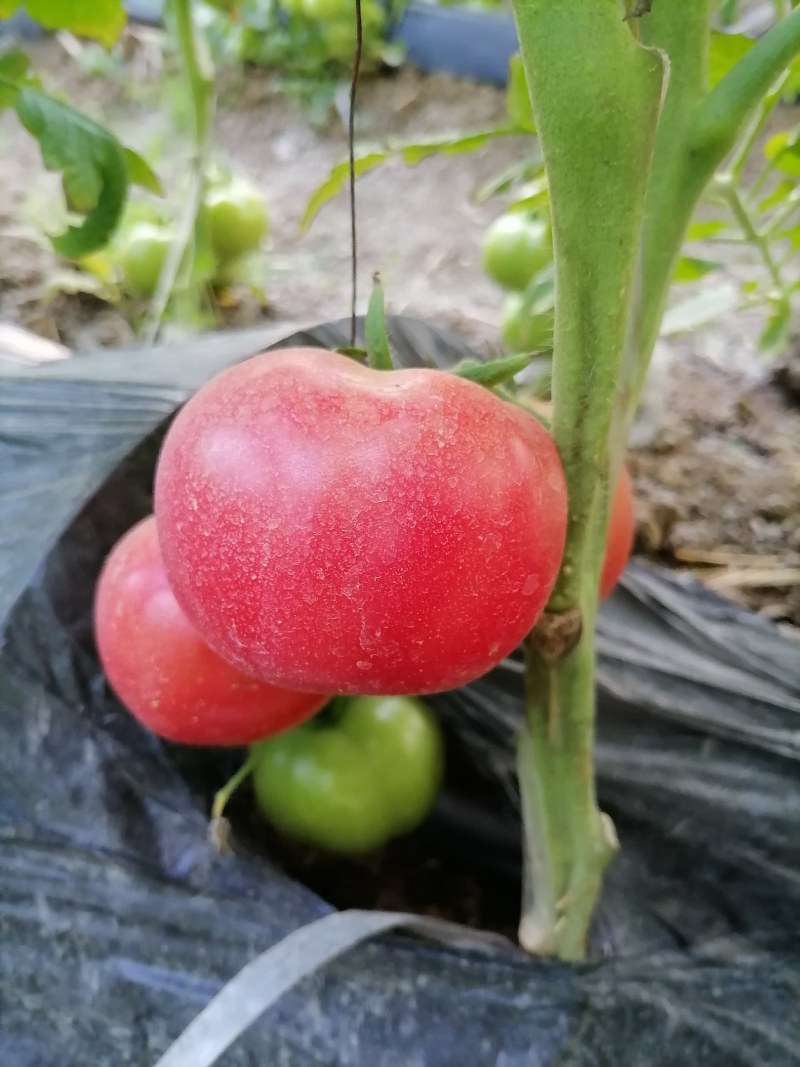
349;0;363;346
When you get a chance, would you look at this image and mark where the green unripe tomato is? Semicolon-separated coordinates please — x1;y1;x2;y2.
337;696;444;835
204;181;268;266
119;222;172;297
251;695;444;854
502;292;555;353
252;728;393;853
301;0;351;20
482;213;551;292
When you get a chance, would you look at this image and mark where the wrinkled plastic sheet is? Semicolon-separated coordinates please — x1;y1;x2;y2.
1;317;799;1066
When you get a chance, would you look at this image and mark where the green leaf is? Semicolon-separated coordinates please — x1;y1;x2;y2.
22;0;126;46
124;147;162;195
0;50;29;108
718;0;740;27
685;219;728;240
504;174;550;217
758;179;795;212
506;53;535;130
764;128;800;179
474;157;542;203
15;86;128;258
401;128;518;165
521;265;555;312
708;31;754;87
452;352;538;388
758;297;791;356
0;1;21;15
660;284;740;335
302;127;518;231
365;275;393;371
673;256;723;281
301;152;386;232
0;49;30;80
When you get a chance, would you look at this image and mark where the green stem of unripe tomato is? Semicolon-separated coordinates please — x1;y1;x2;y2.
211;749;259;822
143;0;215;344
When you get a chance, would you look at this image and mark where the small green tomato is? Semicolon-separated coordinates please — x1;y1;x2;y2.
119;222;172;297
501;292;555;352
251;695;444;853
204;181;269;266
482;213;551;292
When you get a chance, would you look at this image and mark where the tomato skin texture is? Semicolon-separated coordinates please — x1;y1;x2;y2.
155;348;568;696
483;214;551;292
205;182;268;265
502;292;554;353
93;516;328;746
600;465;635;599
251;695;444;853
120;222;171;297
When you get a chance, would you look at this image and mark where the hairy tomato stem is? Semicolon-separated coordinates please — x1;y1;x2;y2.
509;0;664;959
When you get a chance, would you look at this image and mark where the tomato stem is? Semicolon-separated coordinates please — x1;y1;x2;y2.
630;3;800;417
510;0;664;959
142;0;215;344
518;630;618;959
211;749;259;823
509;0;800;962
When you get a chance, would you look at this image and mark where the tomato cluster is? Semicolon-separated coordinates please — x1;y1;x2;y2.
118;176;269;298
94;346;634;852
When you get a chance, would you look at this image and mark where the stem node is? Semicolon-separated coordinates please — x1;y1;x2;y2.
527;607;583;665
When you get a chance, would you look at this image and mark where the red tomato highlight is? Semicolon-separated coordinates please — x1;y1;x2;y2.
93;515;328;745
155;348;568;695
600;465;635;599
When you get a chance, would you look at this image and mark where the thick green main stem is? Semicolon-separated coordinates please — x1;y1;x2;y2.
507;1;800;960
510;0;664;959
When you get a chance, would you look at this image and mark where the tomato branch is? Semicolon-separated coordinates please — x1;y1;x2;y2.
143;0;215;344
631;6;800;418
695;7;800;172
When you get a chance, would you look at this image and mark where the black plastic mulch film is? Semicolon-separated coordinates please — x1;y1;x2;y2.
1;317;798;1066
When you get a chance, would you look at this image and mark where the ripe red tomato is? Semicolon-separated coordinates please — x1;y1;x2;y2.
600;465;635;599
93;515;328;745
155;348;568;696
